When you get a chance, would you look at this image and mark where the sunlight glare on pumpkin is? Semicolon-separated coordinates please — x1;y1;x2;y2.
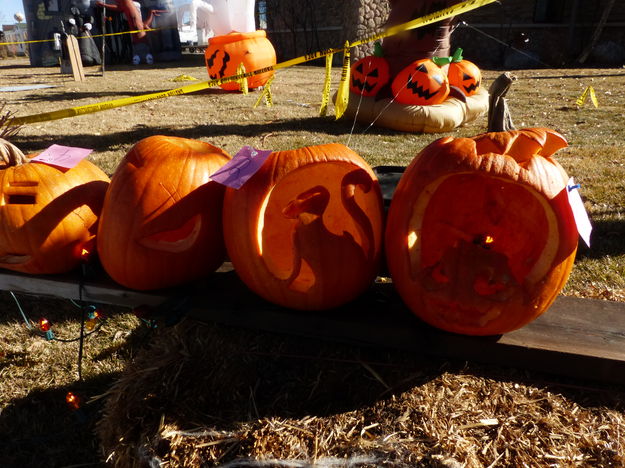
407;231;418;249
256;186;275;256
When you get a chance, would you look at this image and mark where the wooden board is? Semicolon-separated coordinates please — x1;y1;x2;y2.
66;35;85;82
1;265;624;386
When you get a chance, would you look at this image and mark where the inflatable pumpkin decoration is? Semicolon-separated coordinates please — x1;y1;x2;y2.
447;50;482;97
0;138;109;274
350;43;390;97
391;58;450;106
223;143;385;310
204;30;276;91
97;136;231;290
385;128;579;336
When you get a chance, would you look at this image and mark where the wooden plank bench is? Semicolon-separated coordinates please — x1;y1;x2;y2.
1;264;624;386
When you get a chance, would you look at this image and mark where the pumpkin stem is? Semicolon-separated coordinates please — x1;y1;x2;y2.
451;47;464;63
0;138;29;168
373;41;384;57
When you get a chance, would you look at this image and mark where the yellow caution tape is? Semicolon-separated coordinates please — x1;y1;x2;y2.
576;86;599;108
0;28;162;46
169;74;200;82
319;52;334;117
589;86;599;108
7;0;497;126
334;42;351;120
253;75;275;108
237;63;249;94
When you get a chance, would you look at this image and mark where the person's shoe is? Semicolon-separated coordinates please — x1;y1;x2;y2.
132;55;140;65
145;53;154;65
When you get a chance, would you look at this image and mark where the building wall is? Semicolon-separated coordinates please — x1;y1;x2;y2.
264;0;389;65
263;0;625;68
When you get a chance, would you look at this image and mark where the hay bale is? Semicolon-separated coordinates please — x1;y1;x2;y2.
97;319;625;467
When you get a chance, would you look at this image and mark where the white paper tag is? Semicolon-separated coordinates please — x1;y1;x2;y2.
566;177;592;247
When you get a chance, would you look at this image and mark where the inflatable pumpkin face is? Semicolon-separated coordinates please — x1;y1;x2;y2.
391;59;450;106
204;30;276;91
223;143;385;311
0;139;109;274
385;128;579;336
448;59;482;96
97;136;231;290
350;55;390;97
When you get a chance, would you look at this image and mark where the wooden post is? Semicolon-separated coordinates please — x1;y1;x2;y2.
61;35;85;82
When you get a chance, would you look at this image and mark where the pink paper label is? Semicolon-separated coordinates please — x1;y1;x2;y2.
31;144;93;169
211;146;272;189
567;178;592;247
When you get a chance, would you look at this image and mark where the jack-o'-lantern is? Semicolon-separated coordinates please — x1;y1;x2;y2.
350;43;390;97
0;138;109;274
391;58;450;106
448;58;482;96
385;128;579;336
204;30;276;91
97;136;231;290
222;143;385;310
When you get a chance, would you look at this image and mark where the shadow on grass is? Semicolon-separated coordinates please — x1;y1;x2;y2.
9;116;395;155
0;373;118;468
575;217;625;259
0;314;155;468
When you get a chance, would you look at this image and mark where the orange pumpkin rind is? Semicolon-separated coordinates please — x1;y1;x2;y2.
385;128;578;336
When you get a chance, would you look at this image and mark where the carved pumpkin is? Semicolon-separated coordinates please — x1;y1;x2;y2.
391;58;450;106
97;136;231;290
0;138;109;274
350;43;390;97
204;30;276;91
384;128;579;336
222;143;385;310
448;58;482;96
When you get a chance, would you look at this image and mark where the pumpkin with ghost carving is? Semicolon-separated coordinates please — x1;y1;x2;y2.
384;128;579;335
97;136;230;290
222;143;385;310
0;138;109;274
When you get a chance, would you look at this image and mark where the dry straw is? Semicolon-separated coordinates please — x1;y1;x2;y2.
97;319;625;467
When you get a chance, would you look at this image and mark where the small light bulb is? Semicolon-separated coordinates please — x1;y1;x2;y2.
38;318;51;332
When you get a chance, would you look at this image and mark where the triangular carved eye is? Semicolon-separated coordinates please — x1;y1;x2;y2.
369;68;379;77
417;63;428;73
463;72;472;81
356;63;364;73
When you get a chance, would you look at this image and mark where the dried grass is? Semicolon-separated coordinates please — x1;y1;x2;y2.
97;319;625;467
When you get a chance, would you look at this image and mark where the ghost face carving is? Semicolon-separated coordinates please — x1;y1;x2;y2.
223;143;385;310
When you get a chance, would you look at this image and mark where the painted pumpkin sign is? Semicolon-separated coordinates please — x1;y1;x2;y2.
391;58;450;106
384;128;579;336
222;143;385;310
204;30;276;91
97;136;231;290
0;138;109;274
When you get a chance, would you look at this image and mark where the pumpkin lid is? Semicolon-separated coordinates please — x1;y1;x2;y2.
208;30;267;45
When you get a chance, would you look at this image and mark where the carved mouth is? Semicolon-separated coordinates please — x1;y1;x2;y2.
0;254;33;265
138;215;202;253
